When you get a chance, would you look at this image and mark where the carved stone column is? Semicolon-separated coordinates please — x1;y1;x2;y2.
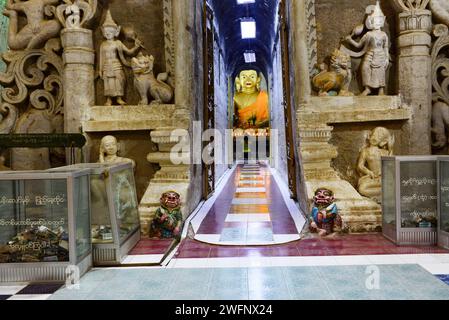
61;29;95;159
57;1;97;162
291;0;313;105
172;0;194;118
396;8;433;154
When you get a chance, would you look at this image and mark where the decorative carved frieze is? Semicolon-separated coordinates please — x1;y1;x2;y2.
305;0;317;79
163;0;175;87
431;24;449;149
55;0;97;29
398;9;432;34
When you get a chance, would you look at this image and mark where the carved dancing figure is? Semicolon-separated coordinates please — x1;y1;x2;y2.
357;127;394;203
99;10;142;106
342;1;390;96
3;0;62;50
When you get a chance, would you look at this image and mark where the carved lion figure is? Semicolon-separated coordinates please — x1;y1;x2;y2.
312;49;353;97
131;53;174;105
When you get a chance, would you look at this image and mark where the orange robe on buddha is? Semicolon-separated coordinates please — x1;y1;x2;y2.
237;91;269;128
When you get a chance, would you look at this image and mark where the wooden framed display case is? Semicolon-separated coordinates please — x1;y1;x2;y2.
0;169;92;282
438;157;449;250
382;156;438;246
49;163;140;265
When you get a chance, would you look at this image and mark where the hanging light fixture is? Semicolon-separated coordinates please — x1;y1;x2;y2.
237;0;256;4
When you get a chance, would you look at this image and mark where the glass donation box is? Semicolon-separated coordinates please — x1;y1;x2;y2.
0;170;92;282
382;156;438;246
50;163;140;265
438;157;449;250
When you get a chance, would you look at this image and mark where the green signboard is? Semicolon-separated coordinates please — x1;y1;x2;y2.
0;134;86;148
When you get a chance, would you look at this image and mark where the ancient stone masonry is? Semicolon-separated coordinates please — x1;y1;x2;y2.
57;0;97;163
431;24;449;151
0;0;68;170
430;0;449;152
394;0;433;155
305;0;317;79
297;1;416;232
163;0;175;88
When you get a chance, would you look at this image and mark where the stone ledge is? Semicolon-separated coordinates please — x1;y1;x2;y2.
298;95;411;124
83;104;180;132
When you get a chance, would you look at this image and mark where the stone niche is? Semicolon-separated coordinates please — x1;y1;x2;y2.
330;120;407;188
314;0;397;95
88;130;158;201
92;0;167;106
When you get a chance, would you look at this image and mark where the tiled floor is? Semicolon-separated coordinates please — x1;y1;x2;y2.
0;283;63;300
194;162;300;245
121;238;174;265
175;234;449;259
42;265;449;300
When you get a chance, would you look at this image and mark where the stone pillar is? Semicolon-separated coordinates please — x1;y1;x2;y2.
172;0;194;118
397;9;433;155
291;0;313;105
61;28;95;162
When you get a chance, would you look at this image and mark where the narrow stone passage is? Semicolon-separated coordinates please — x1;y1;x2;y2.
194;161;301;245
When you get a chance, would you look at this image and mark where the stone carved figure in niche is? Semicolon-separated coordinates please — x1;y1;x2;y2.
150;191;183;239
3;0;62;50
131;53;174;105
341;1;390;96
312;49;353;97
357;127;394;202
99;135;136;169
99;10;142;106
309;188;342;237
234;70;269;129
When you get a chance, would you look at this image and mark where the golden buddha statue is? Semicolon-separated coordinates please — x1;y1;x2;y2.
233;70;269;129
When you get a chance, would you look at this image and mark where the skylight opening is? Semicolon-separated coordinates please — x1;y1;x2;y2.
244;50;256;63
237;0;256;4
240;18;256;39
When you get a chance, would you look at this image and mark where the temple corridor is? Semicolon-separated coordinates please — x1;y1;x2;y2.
191;162;302;246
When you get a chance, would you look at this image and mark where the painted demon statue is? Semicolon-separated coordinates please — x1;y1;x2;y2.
309;188;342;237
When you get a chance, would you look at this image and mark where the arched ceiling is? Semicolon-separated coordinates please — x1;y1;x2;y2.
209;0;279;78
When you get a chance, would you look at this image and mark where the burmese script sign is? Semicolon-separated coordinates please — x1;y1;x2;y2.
400;161;437;228
0;134;86;148
0;191;69;263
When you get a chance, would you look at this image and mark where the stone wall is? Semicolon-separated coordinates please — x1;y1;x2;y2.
214;36;229;182
0;0;7;72
186;0;205;215
93;0;166;106
270;40;288;183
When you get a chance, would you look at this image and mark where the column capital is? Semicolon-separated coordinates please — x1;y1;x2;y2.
398;9;432;35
